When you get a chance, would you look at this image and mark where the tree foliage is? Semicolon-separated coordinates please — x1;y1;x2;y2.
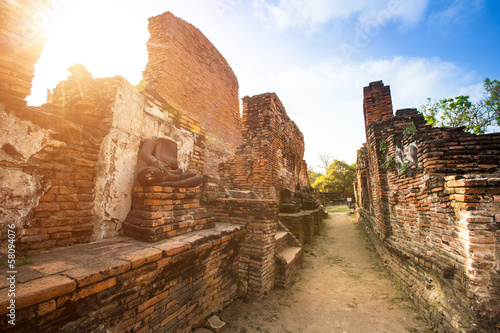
307;168;322;185
418;78;500;134
312;160;356;192
485;78;500;125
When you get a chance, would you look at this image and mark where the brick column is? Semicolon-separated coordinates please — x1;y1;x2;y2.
206;198;278;300
363;81;394;133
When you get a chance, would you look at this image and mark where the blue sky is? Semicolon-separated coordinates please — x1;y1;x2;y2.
28;0;500;171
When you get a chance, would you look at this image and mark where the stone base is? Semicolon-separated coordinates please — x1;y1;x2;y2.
279;209;323;244
279;203;301;213
123;186;215;242
275;228;304;289
300;200;320;210
0;223;244;332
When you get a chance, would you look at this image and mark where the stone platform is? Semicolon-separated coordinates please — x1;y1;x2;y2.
123;186;215;242
0;223;244;333
279;209;323;244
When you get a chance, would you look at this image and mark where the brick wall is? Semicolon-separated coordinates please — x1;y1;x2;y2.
141;89;207;175
362;80;393;134
220;93;309;200
355;81;500;332
1;65;211;251
206;198;278;300
279;210;322;244
2;74;120;249
142;12;242;177
0;224;244;332
0;5;311;331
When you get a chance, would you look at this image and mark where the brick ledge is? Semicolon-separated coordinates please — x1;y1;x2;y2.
0;223;243;316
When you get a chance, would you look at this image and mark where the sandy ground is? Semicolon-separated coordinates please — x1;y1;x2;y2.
217;212;431;333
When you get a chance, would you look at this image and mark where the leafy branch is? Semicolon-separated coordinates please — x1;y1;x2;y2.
418;78;500;134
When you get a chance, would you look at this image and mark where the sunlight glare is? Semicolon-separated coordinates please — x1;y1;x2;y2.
27;0;149;106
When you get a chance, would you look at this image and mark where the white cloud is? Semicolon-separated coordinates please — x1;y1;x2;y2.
252;0;430;33
269;56;481;168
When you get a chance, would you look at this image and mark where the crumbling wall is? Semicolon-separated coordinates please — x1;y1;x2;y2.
0;0;51;250
355;81;500;332
142;12;242;177
220;93;309;200
1;15;208;253
0;5;307;333
279;210;323;244
206;197;278;300
0;68;208;251
1;71;132;251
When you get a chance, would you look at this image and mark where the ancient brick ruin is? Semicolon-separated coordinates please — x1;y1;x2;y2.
0;3;323;332
220;93;310;201
142;12;242;177
355;81;500;332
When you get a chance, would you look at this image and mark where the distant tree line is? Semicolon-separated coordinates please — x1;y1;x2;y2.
308;154;356;192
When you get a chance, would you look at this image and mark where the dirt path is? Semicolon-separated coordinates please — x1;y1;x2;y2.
218;213;430;333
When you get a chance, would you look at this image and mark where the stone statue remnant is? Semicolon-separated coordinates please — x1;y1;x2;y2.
123;137;214;242
293;183;320;210
279;188;302;213
137;138;202;187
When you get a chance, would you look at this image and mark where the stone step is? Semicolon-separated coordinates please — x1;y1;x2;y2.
280;246;302;264
275;246;304;289
275;231;289;253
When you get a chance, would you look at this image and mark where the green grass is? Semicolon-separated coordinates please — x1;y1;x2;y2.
327;205;353;213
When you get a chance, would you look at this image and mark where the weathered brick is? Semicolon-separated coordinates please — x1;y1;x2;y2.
49;232;72;240
23;228;48;235
20;234;50;243
69;278;116;302
39;194;56;202
0;275;76;315
37;300;57;316
355;80;500;333
34;203;60;211
65;261;131;288
118;248;163;269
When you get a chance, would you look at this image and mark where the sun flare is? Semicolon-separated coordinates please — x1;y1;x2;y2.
28;0;149;106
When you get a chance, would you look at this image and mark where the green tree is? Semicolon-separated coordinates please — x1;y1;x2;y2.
484;78;500;125
312;160;356;192
419;78;499;134
307;168;322;185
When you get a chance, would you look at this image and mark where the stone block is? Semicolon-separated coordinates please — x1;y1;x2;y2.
64;259;131;288
118;247;163;269
0;275;76;315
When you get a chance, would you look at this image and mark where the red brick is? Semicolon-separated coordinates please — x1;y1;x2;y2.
66;278;117;303
39;195;56;202
49;232;72;240
24;228;48;235
143;12;242;176
0;275;76;315
118;248;163;269
20;234;49;243
35;203;60;211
